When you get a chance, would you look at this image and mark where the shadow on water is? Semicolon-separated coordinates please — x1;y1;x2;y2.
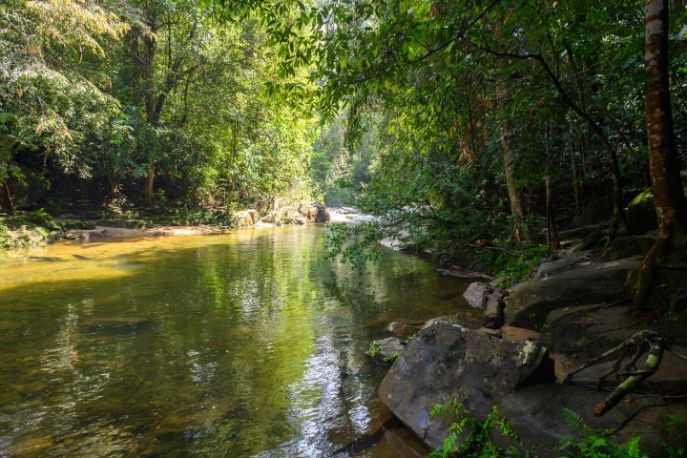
0;227;474;457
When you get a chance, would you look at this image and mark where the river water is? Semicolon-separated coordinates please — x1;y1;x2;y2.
0;226;477;457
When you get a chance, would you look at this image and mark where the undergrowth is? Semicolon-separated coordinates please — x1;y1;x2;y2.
429;401;686;458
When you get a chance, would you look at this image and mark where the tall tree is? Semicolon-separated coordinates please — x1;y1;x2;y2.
632;0;687;309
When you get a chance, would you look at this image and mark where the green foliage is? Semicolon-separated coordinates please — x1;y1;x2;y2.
0;223;11;250
383;349;401;364
368;341;381;357
662;414;686;458
428;400;528;458
326;222;381;268
558;408;648;458
479;244;548;288
24;208;59;230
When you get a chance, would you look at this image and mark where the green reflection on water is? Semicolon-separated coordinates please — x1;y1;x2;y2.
0;227;477;457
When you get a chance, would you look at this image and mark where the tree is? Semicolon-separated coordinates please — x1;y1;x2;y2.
631;0;687;310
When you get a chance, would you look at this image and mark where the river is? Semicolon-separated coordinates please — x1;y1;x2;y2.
0;226;478;457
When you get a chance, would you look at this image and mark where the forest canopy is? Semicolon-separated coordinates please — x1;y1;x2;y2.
1;1;686;308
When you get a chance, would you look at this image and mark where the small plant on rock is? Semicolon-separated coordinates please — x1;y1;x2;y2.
368;341;381;357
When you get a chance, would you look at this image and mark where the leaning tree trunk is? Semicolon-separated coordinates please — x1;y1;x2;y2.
496;82;529;245
631;0;687;310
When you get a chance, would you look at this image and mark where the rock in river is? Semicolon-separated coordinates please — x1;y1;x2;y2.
378;322;548;449
368;337;405;362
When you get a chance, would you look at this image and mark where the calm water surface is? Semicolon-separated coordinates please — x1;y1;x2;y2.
0;226;476;457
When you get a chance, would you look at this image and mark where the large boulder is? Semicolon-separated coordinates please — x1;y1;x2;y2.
601;233;657;261
541;304;687;397
541;304;639;361
535;251;593;279
497;384;685;458
506;257;639;330
422;310;483;330
297;201;330;223
378;323;548;449
230;209;259;227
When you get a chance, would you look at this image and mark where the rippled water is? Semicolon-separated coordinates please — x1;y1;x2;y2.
0;226;477;457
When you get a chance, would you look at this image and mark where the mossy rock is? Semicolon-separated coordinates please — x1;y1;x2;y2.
626;188;657;235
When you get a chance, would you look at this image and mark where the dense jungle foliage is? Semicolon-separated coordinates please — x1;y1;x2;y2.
1;1;686;301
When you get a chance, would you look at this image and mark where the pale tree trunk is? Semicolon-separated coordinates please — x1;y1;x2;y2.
2;180;15;214
545;176;560;252
632;0;687;309
497;82;529;244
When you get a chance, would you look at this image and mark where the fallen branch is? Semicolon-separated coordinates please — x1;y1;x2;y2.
564;330;665;416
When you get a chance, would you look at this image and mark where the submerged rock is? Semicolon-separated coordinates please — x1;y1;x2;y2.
79;317;151;332
386;320;423;338
506;257;639;330
378;323;548;449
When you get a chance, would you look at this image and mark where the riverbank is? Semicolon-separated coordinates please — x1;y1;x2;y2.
369;225;687;457
0;201;333;250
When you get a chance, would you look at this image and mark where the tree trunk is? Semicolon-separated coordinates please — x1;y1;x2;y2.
496;82;529;244
144;164;156;202
2;180;15;214
631;0;687;310
643;0;686;231
545;176;560;252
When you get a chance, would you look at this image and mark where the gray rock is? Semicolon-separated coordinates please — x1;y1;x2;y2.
497;384;672;458
462;282;492;309
378;323;547;449
422;310;483;330
541;304;639;361
506;257;639;330
369;337;405;362
535;251;593;279
601;233;656;261
483;291;506;329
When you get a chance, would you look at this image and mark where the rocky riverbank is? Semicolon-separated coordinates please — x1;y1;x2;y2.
0;201;332;249
369;227;687;456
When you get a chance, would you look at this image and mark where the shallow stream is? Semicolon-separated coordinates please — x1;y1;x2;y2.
0;226;477;457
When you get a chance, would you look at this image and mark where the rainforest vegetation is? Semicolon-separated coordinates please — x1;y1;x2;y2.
1;0;686;307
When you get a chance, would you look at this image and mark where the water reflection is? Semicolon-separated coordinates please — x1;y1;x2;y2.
0;227;476;456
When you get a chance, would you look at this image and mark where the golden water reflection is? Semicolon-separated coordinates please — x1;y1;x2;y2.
0;226;477;456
